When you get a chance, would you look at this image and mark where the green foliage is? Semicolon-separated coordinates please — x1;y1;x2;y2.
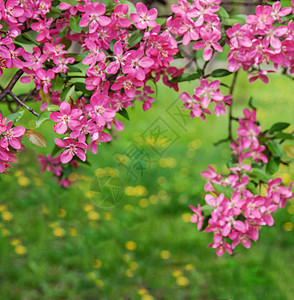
169;72;201;83
127;30;144;48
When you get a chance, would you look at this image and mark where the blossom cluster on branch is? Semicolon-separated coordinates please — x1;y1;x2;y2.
190;109;293;256
0;0;293;255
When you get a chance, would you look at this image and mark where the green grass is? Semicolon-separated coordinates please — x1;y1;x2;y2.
0;70;294;299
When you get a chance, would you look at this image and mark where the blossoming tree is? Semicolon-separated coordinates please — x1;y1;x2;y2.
0;0;293;256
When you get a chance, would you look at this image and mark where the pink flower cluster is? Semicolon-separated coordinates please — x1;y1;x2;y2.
227;1;294;83
0;1;186;161
0;113;25;173
168;0;223;60
38;154;78;187
190;109;293;256
49;97;114;164
179;79;232;120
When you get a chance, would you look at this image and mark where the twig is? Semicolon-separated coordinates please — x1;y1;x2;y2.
214;137;230;146
12;89;36;114
0;70;24;101
8;91;39;117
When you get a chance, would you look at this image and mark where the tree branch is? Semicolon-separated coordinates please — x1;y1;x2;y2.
8;91;39;117
12;89;36;114
0;70;24;101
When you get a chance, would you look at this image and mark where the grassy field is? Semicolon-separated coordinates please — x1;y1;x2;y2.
0;70;294;300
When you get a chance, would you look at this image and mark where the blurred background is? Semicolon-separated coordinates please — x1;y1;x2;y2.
1;1;294;299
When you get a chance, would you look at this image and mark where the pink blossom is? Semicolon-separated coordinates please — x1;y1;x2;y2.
123;48;154;80
54;138;87;164
130;3;158;30
111;75;144;98
36;69;55;94
50;102;82;134
31;18;53;42
193;29;222;61
79;3;111;34
0;121;25;150
189;204;204;230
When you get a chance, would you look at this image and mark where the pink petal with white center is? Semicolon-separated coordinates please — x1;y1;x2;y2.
234;220;246;232
11;126;25;137
140;57;154;68
136;2;148;15
9;138;21;150
99;132;111;142
203;47;213;61
129;14;140;23
246;15;258;24
60;149;73;164
60;102;71;115
98;16;111;27
69;109;82;119
193;41;205;50
50;112;62;122
80;15;90;27
53;122;68;134
148;8;158;20
222;223;231;236
54;137;67;148
76;148;86;161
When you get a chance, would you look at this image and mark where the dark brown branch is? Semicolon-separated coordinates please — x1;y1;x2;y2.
8;91;39;117
12;89;36;114
0;70;24;101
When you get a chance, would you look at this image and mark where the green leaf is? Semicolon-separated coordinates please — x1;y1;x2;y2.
74;82;90;94
197;69;204;77
169;73;201;83
47;104;60;112
35;111;51;128
77;51;90;61
128;30;144;48
118;108;129;120
211;69;232;77
200;214;210;231
212;183;233;198
51;75;64;92
5;111;25;124
269;122;290;133
273;132;294;140
222;17;247;26
69;16;82;33
14;34;34;45
64;85;77;102
39;88;51;104
246;181;257;194
266;157;280;175
58;26;68;38
59;0;77;5
67;65;82;73
60;86;71;101
109;39;116;52
217;6;230;20
266;140;284;157
156;18;166;25
248;168;269;182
